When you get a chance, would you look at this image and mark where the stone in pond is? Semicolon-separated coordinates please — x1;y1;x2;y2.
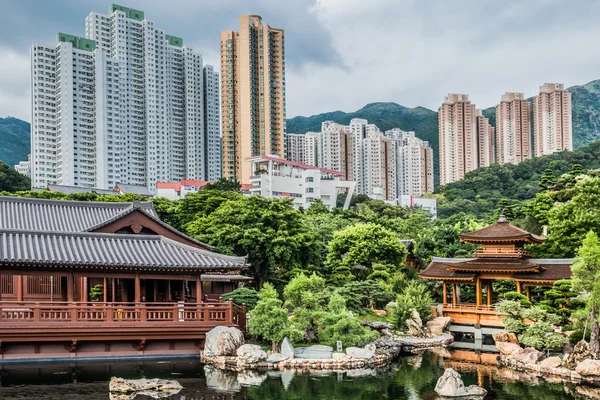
434;368;487;398
236;344;267;364
346;346;375;359
109;377;183;394
294;345;333;359
266;353;289;363
204;326;244;357
281;336;295;359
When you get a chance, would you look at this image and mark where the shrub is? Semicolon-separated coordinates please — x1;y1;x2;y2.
337;280;394;312
502;291;532;307
221;288;259;311
318;316;378;347
395;281;434;324
283;273;326;310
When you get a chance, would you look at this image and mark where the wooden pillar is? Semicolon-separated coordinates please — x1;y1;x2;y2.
111;278;116;303
516;281;522;294
134;272;141;303
487;281;493;306
153;281;158;302
167;280;171;302
67;271;74;303
442;282;447;305
452;284;457;306
103;277;108;303
196;275;202;304
83;277;88;303
476;278;482;306
181;280;186;302
0;270;2;302
526;286;532;301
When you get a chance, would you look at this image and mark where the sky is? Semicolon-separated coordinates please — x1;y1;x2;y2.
1;0;600;121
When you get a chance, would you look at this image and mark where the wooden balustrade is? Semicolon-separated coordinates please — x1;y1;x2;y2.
0;301;243;326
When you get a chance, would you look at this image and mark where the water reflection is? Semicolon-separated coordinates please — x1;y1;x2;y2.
0;350;597;399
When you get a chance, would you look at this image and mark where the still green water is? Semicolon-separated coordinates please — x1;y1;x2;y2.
0;351;593;399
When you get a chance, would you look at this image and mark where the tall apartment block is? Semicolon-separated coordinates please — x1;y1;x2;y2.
285;132;321;166
533;83;572;157
220;15;286;184
31;4;220;191
495;92;531;165
204;66;222;182
438;94;494;185
475;110;495;167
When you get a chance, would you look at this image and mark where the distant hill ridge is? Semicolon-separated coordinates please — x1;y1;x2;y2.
3;79;600;184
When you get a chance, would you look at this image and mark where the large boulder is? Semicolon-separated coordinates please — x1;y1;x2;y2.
513;347;545;365
204;326;244;357
346;346;375;359
109;377;183;394
236;344;267;364
281;337;295;359
426;317;452;336
539;356;562;369
294;345;333;359
361;321;393;331
575;359;600;376
406;309;426;338
492;331;519;345
434;368;487;398
565;340;594;369
496;342;522;356
266;353;289;363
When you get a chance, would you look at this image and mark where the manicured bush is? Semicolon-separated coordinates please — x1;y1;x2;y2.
221;287;259;310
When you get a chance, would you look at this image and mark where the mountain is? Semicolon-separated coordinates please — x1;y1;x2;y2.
0;117;30;167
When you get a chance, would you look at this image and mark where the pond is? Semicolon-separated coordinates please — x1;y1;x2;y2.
0;350;595;399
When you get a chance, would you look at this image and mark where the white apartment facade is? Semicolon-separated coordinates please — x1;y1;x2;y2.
533;83;573;157
247;155;355;210
204;65;222;182
31;4;221;191
15;155;32;178
496;92;531;165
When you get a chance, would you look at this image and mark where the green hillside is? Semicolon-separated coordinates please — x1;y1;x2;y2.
0;117;30;167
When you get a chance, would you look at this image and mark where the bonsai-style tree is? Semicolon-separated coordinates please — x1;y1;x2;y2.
89;284;104;302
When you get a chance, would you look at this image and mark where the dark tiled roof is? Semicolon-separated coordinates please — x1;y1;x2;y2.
46;184;116;195
115;183;152;196
419;259;477;281
0;196;157;232
445;258;541;272
459;220;545;244
201;274;253;282
514;262;572;282
0;229;246;271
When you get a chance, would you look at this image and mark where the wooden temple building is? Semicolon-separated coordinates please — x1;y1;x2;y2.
419;215;572;327
0;196;250;359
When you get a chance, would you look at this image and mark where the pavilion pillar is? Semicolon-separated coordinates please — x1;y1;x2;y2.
181;280;186;302
487;281;493;306
16;275;24;302
103;277;108;303
196;275;202;303
111;278;116;303
134;272;141;303
83;277;88;303
526;286;532;301
516;281;522;294
67;271;74;303
167;281;171;302
452;284;457;307
0;270;2;302
476;278;482;306
442;282;447;305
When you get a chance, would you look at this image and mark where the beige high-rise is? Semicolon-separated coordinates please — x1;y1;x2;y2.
220;15;286;184
495;92;531;165
475;110;495;167
438;94;478;185
533;83;572;157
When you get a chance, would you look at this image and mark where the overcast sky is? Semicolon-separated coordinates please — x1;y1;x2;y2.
1;0;600;121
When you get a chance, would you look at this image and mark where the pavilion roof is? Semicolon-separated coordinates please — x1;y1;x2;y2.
444;258;542;273
458;215;545;244
0;229;247;271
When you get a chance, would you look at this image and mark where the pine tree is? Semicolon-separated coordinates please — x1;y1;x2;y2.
539;167;556;192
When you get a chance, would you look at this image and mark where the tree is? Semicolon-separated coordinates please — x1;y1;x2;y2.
0;162;30;192
186;196;322;287
391;280;435;330
248;283;301;351
178;190;243;227
325;223;408;284
539;167;556;191
571;230;600;357
283;273;326;310
221;288;259;311
306;199;329;215
202;177;241;192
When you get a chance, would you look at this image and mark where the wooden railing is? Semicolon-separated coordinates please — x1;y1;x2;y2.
0;300;245;327
473;248;530;258
442;303;497;313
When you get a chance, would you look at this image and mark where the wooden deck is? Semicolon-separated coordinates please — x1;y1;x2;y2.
441;304;504;327
0;300;246;344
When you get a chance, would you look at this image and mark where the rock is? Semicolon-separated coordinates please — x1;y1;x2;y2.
492;331;519;344
575;359;600;376
295;345;333;359
266;353;289;363
109;377;183;394
539;356;562;369
237;370;267;387
495;342;522;356
236;344;267;364
406;309;426;338
204;365;241;393
365;343;376;353
346;368;375;377
434;368;487;398
373;336;403;356
346;346;375;359
361;321;393;331
204;326;244;357
281;337;295;359
426;317;452;336
565;340;594;369
332;352;347;360
513;347;545;365
373;309;387;317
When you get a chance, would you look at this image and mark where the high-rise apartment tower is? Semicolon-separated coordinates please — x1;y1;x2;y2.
533;83;572;157
495;92;531;165
220;15;286;184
